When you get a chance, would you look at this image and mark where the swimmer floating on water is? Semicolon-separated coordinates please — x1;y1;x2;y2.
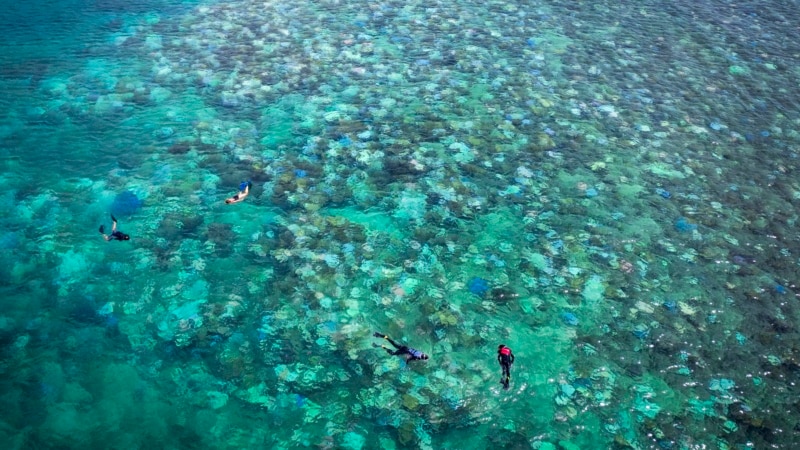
497;344;515;390
372;332;429;362
225;181;251;204
99;214;130;241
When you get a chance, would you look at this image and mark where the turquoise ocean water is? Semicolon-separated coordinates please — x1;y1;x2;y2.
2;0;800;448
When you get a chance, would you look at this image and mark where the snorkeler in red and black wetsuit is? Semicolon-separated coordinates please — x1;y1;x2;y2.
99;214;130;241
373;332;429;362
498;344;515;389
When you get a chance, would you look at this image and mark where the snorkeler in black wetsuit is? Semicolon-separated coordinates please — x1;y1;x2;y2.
372;332;429;362
99;214;130;241
497;344;515;390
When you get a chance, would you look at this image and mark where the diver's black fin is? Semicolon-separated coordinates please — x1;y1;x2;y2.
110;214;117;223
99;225;105;234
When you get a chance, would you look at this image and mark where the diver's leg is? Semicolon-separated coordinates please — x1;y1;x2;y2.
111;214;118;232
381;345;397;355
372;343;398;356
384;336;402;349
373;332;401;349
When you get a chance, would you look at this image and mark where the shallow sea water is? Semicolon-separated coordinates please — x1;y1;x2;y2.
2;0;800;449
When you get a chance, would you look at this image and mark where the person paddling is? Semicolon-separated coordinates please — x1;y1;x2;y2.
99;214;130;241
497;344;515;389
225;181;251;204
372;332;429;362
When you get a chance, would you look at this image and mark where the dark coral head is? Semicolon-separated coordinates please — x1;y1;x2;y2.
467;277;490;296
111;191;143;216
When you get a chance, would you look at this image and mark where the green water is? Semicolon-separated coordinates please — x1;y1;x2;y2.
2;0;800;449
